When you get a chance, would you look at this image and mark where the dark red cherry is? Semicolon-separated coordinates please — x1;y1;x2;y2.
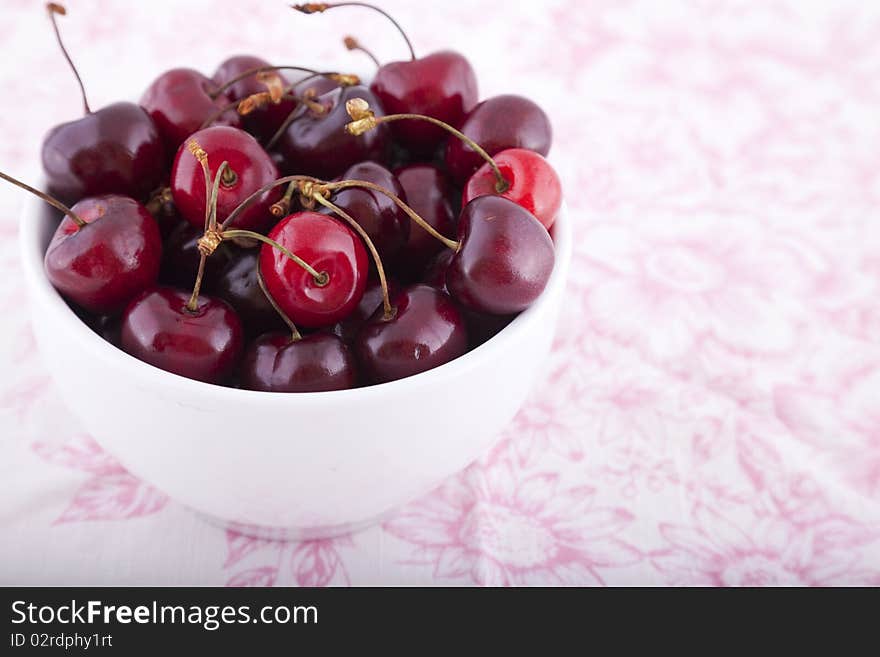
462;148;562;230
214;248;286;338
447;195;554;315
277;85;389;179
159;222;231;292
421;249;454;290
393;164;456;279
355;284;467;384
259;211;369;328
241;332;357;392
45;195;162;315
292;74;340;98
319;161;409;263
330;276;402;343
120;287;243;384
370;51;478;156
445;95;552;185
42;102;165;202
170;126;280;232
140;68;241;155
212;55;298;141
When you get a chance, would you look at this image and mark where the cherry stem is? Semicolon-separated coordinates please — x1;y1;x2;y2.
0;170;85;228
46;4;90;115
186;160;226;311
256;261;302;341
344;35;380;67
264;91;326;151
311;193;393;319
293;2;416;61
271;180;299;217
186;140;213;231
221;175;320;230
327;179;460;251
222;229;328;286
210;65;354;99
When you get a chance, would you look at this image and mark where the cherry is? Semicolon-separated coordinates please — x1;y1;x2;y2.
463;148;562;230
447;195;554;315
170;126;280;232
445;95;552;185
214;248;286;338
330;276;402;343
318;161;409;263
259;211;369;328
140;68;241;155
120;287;243;384
393;164;455;279
355;284;467;384
160;222;231;292
240;332;357;392
20;185;163;315
276;85;389;179
421;249;454;290
39;6;164;201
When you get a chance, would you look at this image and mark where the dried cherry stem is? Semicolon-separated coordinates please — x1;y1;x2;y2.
187;158;227;311
326;178;459;251
344;35;380;67
210;65;358;99
47;3;90;114
270;180;299;217
345;99;510;193
256;261;302;341
264;89;327;151
222;229;328;287
0;170;85;228
220;175;320;230
293;2;415;61
186;140;213;230
311;193;393;319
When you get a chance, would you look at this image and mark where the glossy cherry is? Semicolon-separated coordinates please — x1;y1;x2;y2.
355;284;467;384
371;51;478;157
241;332;357;392
140;68;241;155
120;287;243;384
170;126;280;231
463;148;562;230
159;222;231;292
259;211;369;328
331;276;402;343
45;195;162;314
447;195;555;315
42;102;165;203
277;85;389;179
393;164;455;279
445;95;552;184
319;161;409;263
214;248;286;338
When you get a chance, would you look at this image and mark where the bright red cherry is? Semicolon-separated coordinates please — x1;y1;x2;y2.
446;195;555;315
259;211;369;328
214;248;286;338
320;161;409;263
170;126;280;232
45;195;162;315
355;284;467;384
120;287;243;384
463;148;562;230
141;68;241;155
393;164;455;280
370;51;478;157
277;85;389;179
240;332;357;392
445;95;552;185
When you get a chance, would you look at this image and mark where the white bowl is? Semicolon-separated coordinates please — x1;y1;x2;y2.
19;187;571;539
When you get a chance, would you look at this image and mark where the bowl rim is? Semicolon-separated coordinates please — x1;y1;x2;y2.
19;180;572;404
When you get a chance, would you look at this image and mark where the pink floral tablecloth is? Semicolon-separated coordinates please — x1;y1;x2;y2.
2;0;879;586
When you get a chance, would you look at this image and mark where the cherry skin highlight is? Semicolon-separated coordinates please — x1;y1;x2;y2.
355;284;468;384
259;211;369;329
462;148;562;231
170;126;280;232
45;195;162;315
42;102;165;203
446;195;555;315
120;287;243;384
370;51;478;156
240;332;357;392
277;85;389;179
445;95;552;185
140;68;241;155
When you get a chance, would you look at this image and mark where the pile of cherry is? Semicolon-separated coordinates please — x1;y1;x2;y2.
12;2;561;392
